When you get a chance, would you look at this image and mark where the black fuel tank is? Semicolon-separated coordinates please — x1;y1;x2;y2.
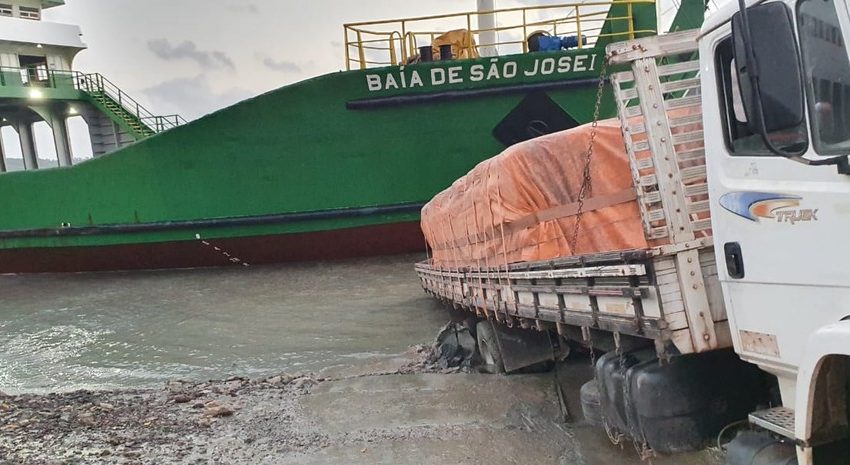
595;349;768;454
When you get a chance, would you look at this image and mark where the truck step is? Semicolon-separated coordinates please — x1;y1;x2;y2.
749;407;795;439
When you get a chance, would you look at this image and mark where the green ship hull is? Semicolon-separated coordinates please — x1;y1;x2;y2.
0;1;701;272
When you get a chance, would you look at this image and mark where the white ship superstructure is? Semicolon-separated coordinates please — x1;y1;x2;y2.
0;0;183;173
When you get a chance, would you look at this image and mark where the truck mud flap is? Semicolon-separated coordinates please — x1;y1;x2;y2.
488;321;555;373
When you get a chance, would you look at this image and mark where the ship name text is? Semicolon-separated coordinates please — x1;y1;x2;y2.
365;54;599;92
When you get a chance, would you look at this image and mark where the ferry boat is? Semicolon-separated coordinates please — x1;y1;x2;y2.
0;0;703;273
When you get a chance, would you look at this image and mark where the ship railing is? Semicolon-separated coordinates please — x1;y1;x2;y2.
343;0;656;70
139;115;189;133
0;66;187;135
76;73;185;134
0;66;78;90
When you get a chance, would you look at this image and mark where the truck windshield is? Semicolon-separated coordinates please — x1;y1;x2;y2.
798;0;850;155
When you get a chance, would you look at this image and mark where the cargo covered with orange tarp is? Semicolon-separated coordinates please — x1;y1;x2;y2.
421;119;648;268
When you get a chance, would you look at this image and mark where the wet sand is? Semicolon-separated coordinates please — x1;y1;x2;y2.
0;352;724;465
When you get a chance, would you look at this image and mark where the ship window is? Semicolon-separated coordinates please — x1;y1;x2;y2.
1;126;25;172
33;121;58;169
19;6;40;20
67;116;94;164
798;0;850;154
35;64;48;81
0;4;12;17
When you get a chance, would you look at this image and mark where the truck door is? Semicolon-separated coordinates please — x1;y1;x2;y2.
702;0;850;400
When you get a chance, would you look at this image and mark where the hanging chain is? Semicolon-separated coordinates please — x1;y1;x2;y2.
569;57;610;253
587;329;597;374
581;54;616;444
585;328;625;445
576;56;655;459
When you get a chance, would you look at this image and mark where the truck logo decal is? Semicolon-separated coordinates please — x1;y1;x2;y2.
719;192;817;224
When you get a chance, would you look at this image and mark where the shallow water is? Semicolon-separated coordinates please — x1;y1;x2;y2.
0;254;446;394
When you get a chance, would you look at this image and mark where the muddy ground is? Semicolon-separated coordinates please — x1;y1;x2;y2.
0;346;725;465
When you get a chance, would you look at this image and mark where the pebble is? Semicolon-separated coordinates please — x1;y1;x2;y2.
166;380;186;391
224;380;243;391
203;401;234;418
171;394;193;404
77;414;96;427
265;373;295;386
291;377;317;391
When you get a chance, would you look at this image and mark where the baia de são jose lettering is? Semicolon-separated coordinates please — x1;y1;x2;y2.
365;54;601;92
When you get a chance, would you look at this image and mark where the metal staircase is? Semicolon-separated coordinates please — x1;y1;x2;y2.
77;73;186;141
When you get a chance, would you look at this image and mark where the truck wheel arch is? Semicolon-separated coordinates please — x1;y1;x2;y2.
796;322;850;450
805;355;849;444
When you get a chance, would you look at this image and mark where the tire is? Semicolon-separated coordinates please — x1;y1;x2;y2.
580;380;603;426
476;321;505;374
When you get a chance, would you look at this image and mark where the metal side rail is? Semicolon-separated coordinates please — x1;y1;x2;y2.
415;248;670;342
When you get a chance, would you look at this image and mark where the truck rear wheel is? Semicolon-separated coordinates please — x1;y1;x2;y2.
476;321;505;374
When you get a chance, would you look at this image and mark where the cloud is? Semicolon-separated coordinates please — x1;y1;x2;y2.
260;57;301;73
147;39;235;70
210;51;235;70
142;75;254;121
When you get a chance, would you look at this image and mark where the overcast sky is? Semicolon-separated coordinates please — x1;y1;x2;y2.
44;0;510;121
42;0;692;121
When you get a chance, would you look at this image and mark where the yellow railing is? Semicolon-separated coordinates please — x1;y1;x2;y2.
343;0;656;70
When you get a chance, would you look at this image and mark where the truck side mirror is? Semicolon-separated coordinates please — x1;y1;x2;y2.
732;2;805;133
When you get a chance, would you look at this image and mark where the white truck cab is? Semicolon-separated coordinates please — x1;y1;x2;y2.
699;0;850;462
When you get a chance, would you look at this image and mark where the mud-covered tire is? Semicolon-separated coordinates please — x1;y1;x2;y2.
476;321;505;374
580;380;602;426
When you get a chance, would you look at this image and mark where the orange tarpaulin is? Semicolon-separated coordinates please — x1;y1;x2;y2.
421;119;649;269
